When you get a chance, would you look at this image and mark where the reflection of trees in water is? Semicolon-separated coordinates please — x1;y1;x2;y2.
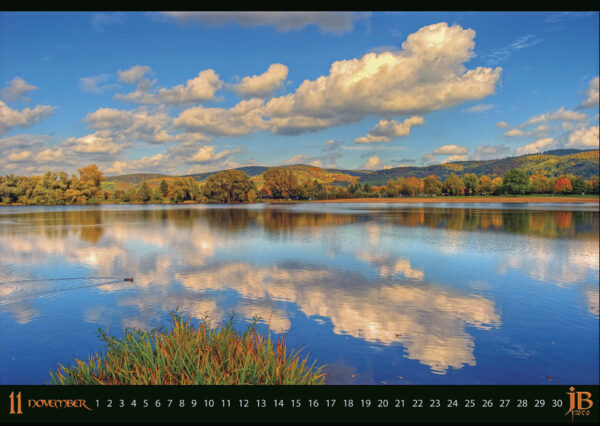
0;206;596;244
384;208;597;239
259;210;357;234
203;208;255;233
0;210;104;242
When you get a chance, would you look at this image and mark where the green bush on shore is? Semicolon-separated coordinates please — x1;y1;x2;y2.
49;312;325;385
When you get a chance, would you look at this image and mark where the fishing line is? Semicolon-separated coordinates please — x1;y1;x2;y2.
0;277;121;286
0;277;135;305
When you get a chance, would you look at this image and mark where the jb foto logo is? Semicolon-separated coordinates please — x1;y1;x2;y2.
9;391;92;415
566;387;594;422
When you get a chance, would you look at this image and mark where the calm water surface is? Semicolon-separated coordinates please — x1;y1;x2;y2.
0;203;598;384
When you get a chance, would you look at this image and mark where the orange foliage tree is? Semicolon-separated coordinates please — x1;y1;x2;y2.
553;177;572;194
405;176;421;196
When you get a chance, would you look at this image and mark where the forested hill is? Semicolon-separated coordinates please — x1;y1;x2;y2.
105;173;173;185
104;149;598;187
184;166;269;181
359;149;599;186
107;165;369;186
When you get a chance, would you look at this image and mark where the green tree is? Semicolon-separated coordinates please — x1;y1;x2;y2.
204;170;255;203
159;180;169;197
501;168;530;195
137;182;152;203
385;179;399;197
571;177;590;194
462;173;479;196
151;187;164;203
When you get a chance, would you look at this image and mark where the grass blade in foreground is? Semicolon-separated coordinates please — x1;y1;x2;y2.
49;312;325;385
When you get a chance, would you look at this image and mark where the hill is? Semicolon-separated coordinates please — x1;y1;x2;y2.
359;149;599;185
102;149;598;189
105;165;369;188
183;166;269;182
105;173;174;185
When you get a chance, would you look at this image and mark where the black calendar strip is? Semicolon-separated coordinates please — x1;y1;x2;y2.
2;385;598;423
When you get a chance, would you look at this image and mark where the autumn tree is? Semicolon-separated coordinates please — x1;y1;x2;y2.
263;167;299;199
530;173;551;194
422;175;442;195
443;173;464;196
491;177;503;194
477;175;494;195
78;164;104;189
553;177;572;194
405;176;421;196
589;178;599;194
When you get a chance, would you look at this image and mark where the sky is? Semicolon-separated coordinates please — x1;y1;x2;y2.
0;11;598;176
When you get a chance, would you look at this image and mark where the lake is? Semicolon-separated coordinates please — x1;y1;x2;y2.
0;202;598;385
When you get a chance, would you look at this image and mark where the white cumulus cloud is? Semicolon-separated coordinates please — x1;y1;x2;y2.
188;145;242;163
522;107;587;127
354;116;424;143
63;131;130;155
118;65;153;84
514;137;555;156
232;63;289;99
0;101;55;135
158;69;222;105
361;155;382;170
107;153;167;174
566;124;599;148
84;107;174;144
263;22;501;135
7;150;32;162
174;22;501;138
116;69;222;105
579;76;599;109
173;98;268;136
0;77;38;102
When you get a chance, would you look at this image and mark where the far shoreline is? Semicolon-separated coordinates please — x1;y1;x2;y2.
301;196;600;204
0;195;598;207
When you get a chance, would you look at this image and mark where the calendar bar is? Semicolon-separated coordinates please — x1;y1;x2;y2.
2;385;598;423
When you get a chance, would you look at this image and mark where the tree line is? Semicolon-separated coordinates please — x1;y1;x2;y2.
0;164;598;205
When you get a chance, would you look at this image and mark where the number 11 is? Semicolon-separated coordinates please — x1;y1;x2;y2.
9;392;23;415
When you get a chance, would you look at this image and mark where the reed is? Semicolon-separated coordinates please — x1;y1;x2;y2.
49;312;325;385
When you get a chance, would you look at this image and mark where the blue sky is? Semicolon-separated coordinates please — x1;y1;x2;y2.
0;11;598;176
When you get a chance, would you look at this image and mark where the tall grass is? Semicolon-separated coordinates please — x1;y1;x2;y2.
49;312;325;385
